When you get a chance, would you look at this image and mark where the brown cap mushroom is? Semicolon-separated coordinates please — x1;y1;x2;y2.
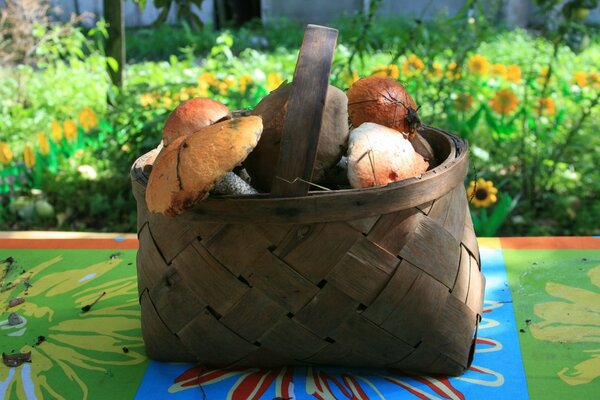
245;83;349;192
347;76;420;139
146;116;263;216
347;122;429;189
162;97;232;146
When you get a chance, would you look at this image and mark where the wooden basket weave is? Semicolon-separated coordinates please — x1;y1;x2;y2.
130;25;484;376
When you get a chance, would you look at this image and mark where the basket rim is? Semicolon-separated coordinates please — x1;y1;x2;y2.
131;126;469;224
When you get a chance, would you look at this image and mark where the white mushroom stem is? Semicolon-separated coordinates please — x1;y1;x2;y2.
211;172;259;196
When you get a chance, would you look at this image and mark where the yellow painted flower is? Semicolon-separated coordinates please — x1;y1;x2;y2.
239;74;253;94
467;178;498;208
446;62;462;80
140;93;156;107
490;89;519;115
428;62;443;79
402;54;425;76
573;72;588;87
587;72;600;89
490;64;507;78
454;93;474;111
51;120;62;142
537;97;556;116
0;142;13;165
371;64;400;79
23;144;36;168
468;54;489;75
63;119;78;141
0;255;145;398
267;72;283;91
78;107;98;131
530;264;600;385
37;132;50;155
506;64;522;83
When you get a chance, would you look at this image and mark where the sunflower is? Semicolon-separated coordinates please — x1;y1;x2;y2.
572;72;588;87
490;64;507;78
402;54;425;76
0;142;13;165
454;93;474;111
467;178;498;208
51;120;62;143
239;74;253;94
446;62;462;80
428;62;443;79
468;54;489;75
37;132;50;155
23;144;36;168
63;119;78;141
78;108;98;131
537;97;556;115
490;89;519;115
506;64;522;83
586;72;599;89
266;72;283;91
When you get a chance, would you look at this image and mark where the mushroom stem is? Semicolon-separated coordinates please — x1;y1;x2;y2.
211;172;259;196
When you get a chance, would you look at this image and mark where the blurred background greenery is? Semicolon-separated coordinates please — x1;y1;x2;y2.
0;0;598;236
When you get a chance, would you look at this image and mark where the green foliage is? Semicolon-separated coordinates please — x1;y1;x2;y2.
1;10;599;235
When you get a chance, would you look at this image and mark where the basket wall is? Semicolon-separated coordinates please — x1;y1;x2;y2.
131;169;484;376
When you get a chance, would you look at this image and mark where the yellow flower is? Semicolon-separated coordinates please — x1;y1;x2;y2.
161;96;174;109
339;69;360;87
490;64;507;78
140;93;156;107
74;149;84;159
537;97;556;116
371;64;400;79
51;120;62;142
179;88;190;102
402;54;425;76
0;142;13;165
23;144;36;168
467;178;498;208
428;62;443;79
37;132;50;155
530;264;600;385
539;66;552;86
587;72;600;89
490;89;519;115
78;107;98;131
573;72;588;87
468;54;489;75
63;119;78;141
198;72;217;88
446;62;462;80
266;72;283;91
239;74;253;94
506;64;522;83
454;93;474;111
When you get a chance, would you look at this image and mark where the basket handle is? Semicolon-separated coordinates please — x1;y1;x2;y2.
270;24;339;197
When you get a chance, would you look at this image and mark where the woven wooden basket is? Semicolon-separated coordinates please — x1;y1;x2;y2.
131;25;484;376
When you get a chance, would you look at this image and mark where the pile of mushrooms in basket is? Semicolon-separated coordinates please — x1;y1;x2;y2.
145;76;436;217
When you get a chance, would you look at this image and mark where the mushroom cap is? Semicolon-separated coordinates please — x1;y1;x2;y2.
146;116;263;216
347;76;419;139
162;97;232;146
347;122;429;189
246;83;349;192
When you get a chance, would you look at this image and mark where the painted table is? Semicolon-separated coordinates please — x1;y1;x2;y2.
0;233;598;399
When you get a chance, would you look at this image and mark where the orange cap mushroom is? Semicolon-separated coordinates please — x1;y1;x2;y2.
162;97;232;146
146;116;263;216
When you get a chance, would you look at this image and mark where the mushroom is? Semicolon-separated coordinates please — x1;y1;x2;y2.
347;122;429;189
146;116;263;216
162;97;232;146
347;76;419;138
245;83;349;192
